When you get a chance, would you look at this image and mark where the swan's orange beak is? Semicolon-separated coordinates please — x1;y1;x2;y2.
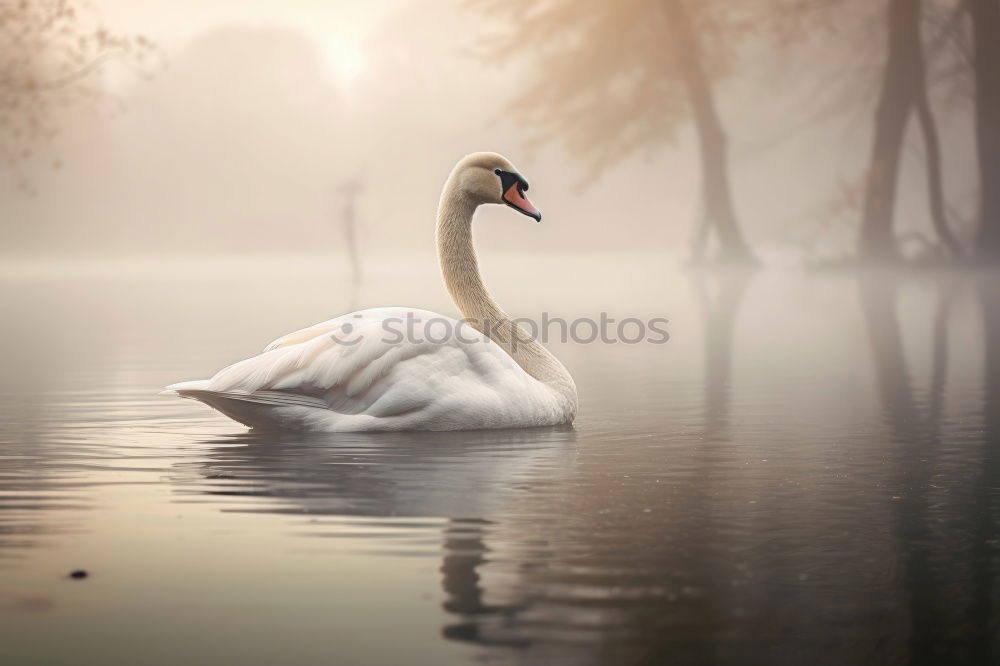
502;181;542;222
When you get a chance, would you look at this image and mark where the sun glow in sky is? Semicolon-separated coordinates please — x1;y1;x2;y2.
100;0;398;86
320;34;367;83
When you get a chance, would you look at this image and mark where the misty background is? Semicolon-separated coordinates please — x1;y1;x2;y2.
4;3;1000;663
0;0;988;267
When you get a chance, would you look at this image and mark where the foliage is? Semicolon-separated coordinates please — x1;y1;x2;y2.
0;0;154;190
470;0;853;174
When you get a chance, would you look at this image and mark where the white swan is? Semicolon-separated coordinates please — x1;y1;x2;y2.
164;152;578;431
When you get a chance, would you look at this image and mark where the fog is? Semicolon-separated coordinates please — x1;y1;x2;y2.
0;0;979;265
3;4;1000;663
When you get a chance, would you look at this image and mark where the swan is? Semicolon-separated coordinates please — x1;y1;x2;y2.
164;152;578;431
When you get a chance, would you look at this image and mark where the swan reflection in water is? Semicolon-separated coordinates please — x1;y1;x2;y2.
171;427;579;651
174;426;576;518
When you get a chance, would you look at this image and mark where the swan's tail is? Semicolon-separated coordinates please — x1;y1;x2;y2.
162;380;327;430
160;380;211;396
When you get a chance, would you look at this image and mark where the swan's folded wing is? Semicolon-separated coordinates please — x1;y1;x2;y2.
262;307;425;352
263;319;342;352
206;308;538;421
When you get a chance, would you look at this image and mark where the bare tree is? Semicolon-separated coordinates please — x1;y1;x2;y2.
917;0;970;259
969;0;1000;261
469;0;758;265
0;0;153;190
857;0;968;263
858;0;923;263
662;0;757;265
915;81;964;258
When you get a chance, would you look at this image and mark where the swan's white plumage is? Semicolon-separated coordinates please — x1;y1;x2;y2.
166;152;577;432
165;307;574;431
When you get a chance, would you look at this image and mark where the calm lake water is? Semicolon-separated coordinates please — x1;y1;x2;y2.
0;255;998;665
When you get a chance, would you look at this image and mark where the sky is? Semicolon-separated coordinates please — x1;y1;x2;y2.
97;0;400;84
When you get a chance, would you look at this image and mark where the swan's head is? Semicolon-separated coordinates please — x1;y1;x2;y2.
450;152;541;222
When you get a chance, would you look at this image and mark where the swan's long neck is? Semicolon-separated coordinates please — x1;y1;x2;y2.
436;180;576;406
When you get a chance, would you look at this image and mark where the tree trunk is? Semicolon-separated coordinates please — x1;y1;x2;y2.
664;0;758;265
859;0;922;263
971;0;1000;262
914;51;964;257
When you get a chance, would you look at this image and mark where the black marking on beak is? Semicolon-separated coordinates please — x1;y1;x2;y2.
495;168;541;222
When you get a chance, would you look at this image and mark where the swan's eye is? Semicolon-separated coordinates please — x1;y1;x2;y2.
496;169;529;197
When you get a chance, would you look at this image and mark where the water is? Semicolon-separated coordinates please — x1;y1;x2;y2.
0;256;998;665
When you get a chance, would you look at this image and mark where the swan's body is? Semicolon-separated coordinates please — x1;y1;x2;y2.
165;153;577;431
